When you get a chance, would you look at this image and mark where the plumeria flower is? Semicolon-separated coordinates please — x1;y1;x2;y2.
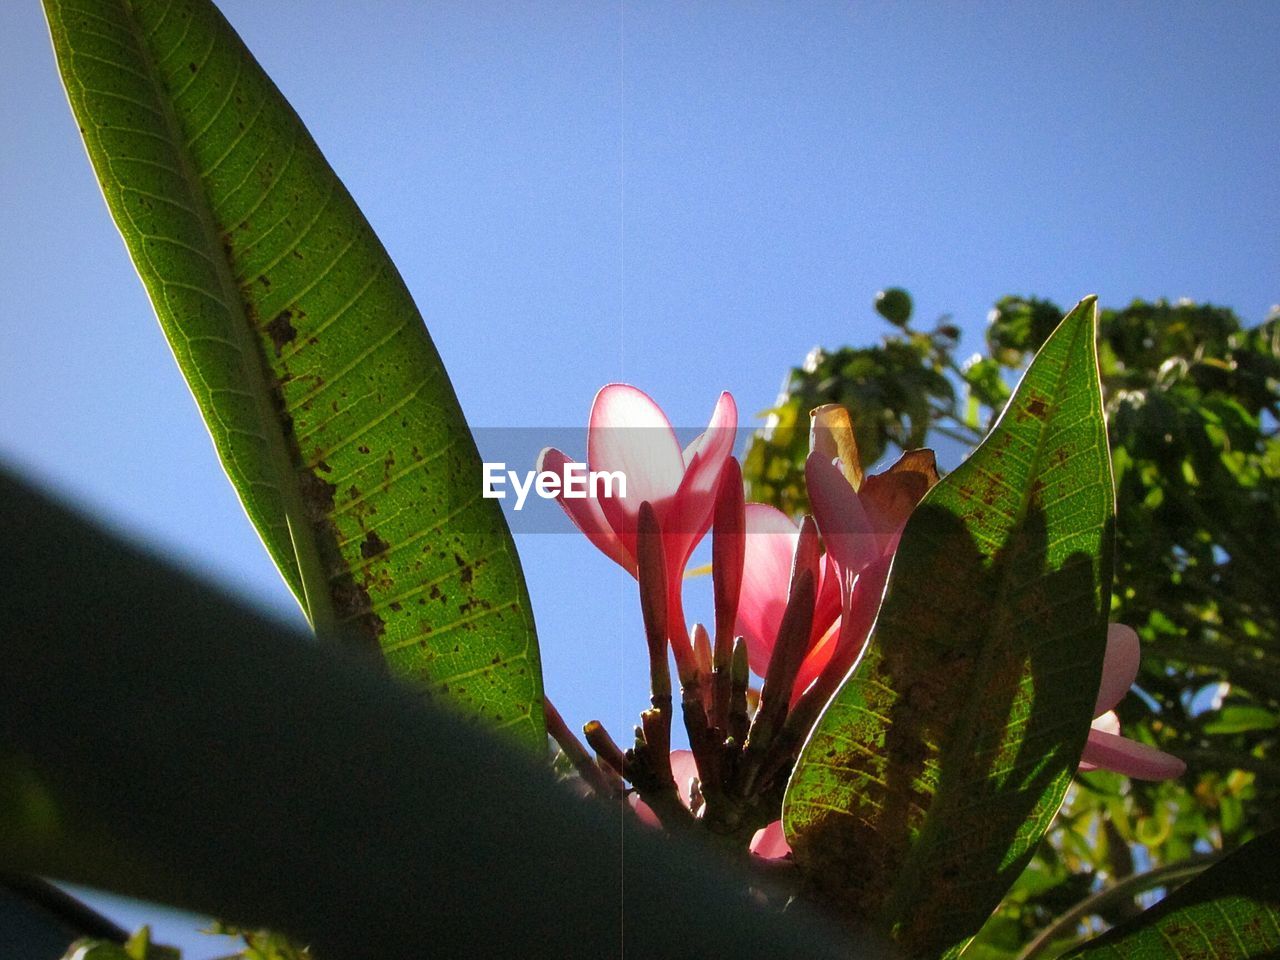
1082;623;1186;780
539;385;737;659
800;444;940;697
735;503;845;702
734;404;939;705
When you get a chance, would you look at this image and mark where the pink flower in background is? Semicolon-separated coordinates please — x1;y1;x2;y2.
539;385;737;653
1081;624;1186;780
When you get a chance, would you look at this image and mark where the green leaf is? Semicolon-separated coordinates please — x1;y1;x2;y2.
63;928;180;960
1062;830;1280;959
43;0;543;745
1202;705;1278;736
204;923;311;960
0;466;868;960
784;297;1114;956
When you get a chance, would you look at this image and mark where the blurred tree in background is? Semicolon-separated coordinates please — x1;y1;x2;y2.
743;290;1280;957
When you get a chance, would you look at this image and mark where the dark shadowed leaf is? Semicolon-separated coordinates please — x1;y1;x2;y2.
0;466;875;960
784;297;1114;956
42;0;542;745
0;876;126;960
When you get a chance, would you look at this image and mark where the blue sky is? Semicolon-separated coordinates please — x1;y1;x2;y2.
2;1;1277;954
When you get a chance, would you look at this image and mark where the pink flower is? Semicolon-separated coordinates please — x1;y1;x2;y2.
539;385;738;661
735;504;844;701
1081;624;1185;780
734;400;939;704
792;448;939;697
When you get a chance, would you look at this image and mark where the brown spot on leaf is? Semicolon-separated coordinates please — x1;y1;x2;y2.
360;530;389;560
1018;396;1048;421
265;310;297;355
298;471;336;519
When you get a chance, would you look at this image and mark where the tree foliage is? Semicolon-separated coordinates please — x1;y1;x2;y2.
744;290;1280;954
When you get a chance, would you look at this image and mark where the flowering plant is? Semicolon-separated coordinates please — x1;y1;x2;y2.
541;368;1183;897
8;3;1277;960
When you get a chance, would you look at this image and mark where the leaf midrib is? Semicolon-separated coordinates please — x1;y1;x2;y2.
876;301;1100;932
112;0;334;635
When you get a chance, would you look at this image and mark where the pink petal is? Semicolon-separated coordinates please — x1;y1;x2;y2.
670;749;699;811
793;554;892;704
1080;728;1186;781
749;820;792;859
630;751;702;824
537;447;635;572
813;553;844;635
629;794;661;829
792;619;841;702
1091;710;1120;736
788;553;848;700
735;504;800;676
805;453;879;578
662;392;739;574
1094;623;1142;717
680;391;739;468
587;384;686;540
1078;712;1118;770
858;450;939;554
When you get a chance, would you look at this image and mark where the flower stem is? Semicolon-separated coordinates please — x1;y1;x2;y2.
712;458;745;712
583;719;627;776
727;637;751;748
636;501;677;789
545;698;616;798
738;567;815;797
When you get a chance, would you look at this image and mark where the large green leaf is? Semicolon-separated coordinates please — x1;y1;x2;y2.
1063;830;1280;959
43;0;543;744
784;297;1114;956
0;466;872;960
